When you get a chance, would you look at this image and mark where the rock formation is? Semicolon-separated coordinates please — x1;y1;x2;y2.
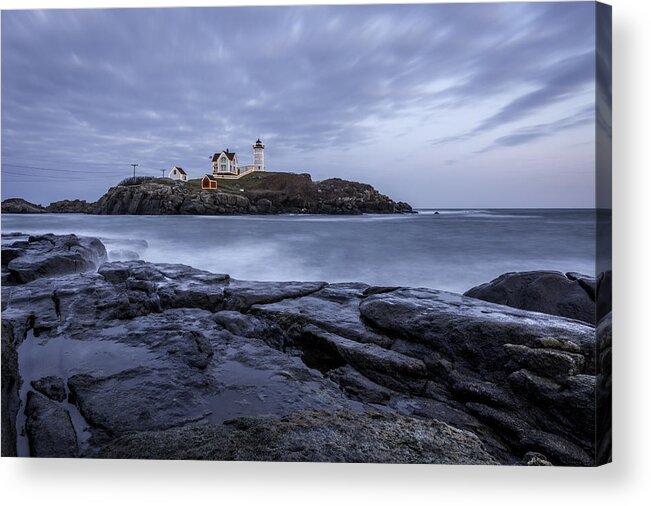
1;173;414;216
1;233;607;465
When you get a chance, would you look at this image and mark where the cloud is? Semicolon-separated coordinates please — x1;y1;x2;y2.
1;3;599;207
431;49;595;146
475;105;594;153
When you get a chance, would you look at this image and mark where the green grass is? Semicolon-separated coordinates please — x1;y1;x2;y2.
187;172;290;193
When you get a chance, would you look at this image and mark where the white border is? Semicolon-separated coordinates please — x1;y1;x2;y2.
1;1;649;504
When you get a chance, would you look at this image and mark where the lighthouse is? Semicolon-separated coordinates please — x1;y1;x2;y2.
253;138;265;172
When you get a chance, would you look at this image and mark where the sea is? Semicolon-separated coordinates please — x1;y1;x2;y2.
1;209;596;294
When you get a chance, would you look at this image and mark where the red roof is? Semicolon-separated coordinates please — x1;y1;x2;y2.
212;151;236;162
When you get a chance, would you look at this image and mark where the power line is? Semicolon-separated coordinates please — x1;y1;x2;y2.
2;162;162;175
2;175;116;183
1;168;124;180
1;179;114;184
2;163;129;174
2;157;152;167
2;163;157;178
2;169;125;177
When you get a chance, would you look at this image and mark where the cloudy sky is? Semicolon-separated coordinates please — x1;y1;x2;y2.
2;2;601;207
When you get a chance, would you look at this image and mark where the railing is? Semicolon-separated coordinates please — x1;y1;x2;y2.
212;166;259;180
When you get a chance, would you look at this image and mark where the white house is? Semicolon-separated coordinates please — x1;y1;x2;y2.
167;166;188;182
212;149;239;175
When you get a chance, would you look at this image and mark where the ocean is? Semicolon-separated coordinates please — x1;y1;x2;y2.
1;209;596;294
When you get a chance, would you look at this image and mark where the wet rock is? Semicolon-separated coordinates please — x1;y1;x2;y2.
98;261;229;313
2;234;603;465
251;282;393;348
182;331;214;369
67;367;216;435
464;271;596;324
4;234;107;284
212;311;284;349
24;391;78;458
295;324;428;392
359;288;595;373
31;376;67;402
223;280;327;311
357;288;597;463
100;409;496;464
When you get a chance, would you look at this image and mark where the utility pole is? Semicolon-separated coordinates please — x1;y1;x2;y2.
130;163;138;178
161;169;166;177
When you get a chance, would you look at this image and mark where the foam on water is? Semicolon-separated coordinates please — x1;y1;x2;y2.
2;209;596;294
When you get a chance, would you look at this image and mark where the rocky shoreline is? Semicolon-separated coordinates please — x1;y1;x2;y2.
1;233;610;464
1;172;414;216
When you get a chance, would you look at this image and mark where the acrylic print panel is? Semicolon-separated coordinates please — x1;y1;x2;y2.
0;2;611;465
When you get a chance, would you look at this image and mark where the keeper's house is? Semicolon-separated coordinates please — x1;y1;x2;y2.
212;149;239;175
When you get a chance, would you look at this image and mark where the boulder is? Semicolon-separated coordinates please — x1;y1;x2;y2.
464;271;596;324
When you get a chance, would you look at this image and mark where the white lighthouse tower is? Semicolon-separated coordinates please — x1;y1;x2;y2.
253;138;265;172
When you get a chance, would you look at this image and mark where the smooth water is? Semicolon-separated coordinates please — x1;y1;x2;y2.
1;209;595;293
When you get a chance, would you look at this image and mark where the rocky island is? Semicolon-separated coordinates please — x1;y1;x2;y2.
1;233;611;464
1;172;414;216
